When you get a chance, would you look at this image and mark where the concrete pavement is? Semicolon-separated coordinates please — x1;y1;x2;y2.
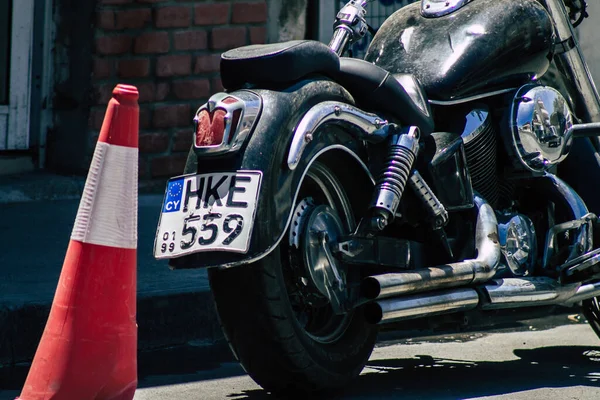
0;172;224;370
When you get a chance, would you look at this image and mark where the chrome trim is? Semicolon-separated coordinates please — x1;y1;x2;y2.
361;195;500;299
510;85;574;172
217;144;375;269
287;101;388;170
364;289;479;325
193;90;262;156
428;88;516;106
421;0;473;18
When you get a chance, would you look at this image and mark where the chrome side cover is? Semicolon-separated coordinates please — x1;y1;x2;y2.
421;0;473;18
193;90;262;156
510;85;574;172
287;101;388;170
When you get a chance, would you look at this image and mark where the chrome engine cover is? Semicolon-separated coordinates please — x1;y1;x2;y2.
510;85;574;172
497;212;537;277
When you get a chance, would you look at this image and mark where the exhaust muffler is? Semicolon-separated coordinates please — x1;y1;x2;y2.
364;288;479;325
362;195;500;300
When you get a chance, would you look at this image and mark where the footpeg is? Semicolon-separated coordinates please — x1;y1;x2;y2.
559;248;600;283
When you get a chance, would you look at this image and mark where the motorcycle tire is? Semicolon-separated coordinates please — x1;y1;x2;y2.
208;159;377;395
582;297;600;339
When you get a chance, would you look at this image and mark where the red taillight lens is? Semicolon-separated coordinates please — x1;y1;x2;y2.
196;109;226;147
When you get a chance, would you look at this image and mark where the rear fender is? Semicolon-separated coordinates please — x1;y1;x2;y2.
169;78;375;269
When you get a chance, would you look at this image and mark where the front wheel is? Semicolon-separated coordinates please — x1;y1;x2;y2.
208;159;377;395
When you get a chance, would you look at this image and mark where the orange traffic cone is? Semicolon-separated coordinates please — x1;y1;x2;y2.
18;84;140;400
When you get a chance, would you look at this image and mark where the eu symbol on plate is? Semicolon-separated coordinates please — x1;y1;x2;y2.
163;179;184;213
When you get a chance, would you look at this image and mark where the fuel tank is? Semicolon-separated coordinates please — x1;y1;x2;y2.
364;0;555;101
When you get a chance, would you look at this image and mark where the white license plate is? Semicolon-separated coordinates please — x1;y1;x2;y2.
154;171;262;259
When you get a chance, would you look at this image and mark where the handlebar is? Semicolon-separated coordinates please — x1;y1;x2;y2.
329;0;369;55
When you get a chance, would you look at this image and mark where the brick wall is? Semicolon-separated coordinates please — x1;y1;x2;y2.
89;0;268;182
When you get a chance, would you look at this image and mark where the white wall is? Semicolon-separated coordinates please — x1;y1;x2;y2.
578;2;600;87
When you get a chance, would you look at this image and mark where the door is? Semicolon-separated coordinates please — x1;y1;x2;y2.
0;0;34;151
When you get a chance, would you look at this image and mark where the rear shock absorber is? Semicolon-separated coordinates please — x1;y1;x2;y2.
369;126;420;230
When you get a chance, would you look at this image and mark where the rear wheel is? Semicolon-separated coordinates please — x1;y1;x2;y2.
208;159;377;395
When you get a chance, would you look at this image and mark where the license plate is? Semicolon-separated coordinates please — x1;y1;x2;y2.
154;171;262;259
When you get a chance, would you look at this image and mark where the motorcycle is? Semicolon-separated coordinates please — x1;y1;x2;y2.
153;0;600;395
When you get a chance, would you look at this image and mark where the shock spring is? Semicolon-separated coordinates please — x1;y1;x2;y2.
370;126;420;229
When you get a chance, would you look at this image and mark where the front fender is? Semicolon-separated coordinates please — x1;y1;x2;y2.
169;78;374;269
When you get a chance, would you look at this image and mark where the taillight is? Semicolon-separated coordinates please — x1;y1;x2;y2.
196;109;226;147
193;92;262;155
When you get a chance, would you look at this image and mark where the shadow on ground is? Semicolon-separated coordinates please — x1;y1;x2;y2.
227;345;600;399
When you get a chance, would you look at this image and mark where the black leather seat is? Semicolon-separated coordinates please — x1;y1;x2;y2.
220;40;434;135
220;40;339;90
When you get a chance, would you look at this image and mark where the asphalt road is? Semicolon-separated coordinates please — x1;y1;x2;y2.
128;318;600;400
3;316;600;399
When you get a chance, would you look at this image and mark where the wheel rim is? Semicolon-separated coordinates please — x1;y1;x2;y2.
283;161;356;344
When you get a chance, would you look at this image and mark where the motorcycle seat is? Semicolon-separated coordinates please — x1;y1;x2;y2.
220;40;340;90
220;40;434;134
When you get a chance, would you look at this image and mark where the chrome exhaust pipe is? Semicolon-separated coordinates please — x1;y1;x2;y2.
482;277;600;309
362;195;500;300
364;288;480;325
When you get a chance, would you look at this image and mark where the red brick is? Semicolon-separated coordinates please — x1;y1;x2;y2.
173;129;193;152
156;54;191;77
154;6;191;28
151;154;188;178
194;3;229;25
139;157;150;180
249;26;267;44
194;54;220;74
210;27;246;50
88;108;106;130
232;2;267;24
96;35;132;55
140;107;152;130
116;9;152;30
173;79;210;100
153;104;191;128
137;82;156;103
134;32;170;54
174;30;207;51
140;132;170;153
211;76;224;93
118;58;150;78
93;58;112;79
94;84;113;105
156;83;170;101
97;10;115;30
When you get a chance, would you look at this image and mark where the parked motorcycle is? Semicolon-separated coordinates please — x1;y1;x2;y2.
154;0;600;395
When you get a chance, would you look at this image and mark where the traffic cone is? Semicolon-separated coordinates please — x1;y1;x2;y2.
18;84;140;400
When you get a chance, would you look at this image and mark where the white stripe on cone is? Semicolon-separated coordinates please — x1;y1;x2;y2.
71;141;138;249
